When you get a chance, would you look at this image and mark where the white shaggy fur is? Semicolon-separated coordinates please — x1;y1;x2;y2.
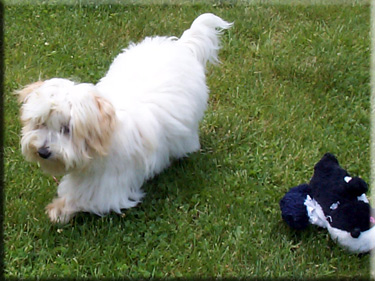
18;13;232;223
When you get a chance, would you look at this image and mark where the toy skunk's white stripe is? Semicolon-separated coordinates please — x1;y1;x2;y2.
328;225;375;253
305;195;329;228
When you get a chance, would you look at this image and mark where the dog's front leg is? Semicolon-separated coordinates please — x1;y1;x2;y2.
45;197;76;224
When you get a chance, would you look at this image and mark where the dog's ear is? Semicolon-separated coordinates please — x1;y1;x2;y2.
16;81;44;103
71;90;117;157
88;95;117;156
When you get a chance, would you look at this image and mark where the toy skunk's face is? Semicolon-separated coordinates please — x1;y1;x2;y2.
311;153;372;239
330;201;373;238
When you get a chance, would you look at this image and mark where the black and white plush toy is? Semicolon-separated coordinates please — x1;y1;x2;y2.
280;153;375;253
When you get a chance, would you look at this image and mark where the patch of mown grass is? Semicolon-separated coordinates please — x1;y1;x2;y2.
4;3;371;279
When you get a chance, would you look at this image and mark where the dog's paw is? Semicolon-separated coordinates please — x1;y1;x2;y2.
45;197;74;224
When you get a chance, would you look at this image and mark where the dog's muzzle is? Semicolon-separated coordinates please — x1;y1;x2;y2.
38;147;52;159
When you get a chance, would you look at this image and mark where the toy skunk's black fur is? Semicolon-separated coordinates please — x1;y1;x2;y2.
280;153;374;253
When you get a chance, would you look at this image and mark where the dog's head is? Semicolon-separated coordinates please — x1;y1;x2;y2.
17;78;117;175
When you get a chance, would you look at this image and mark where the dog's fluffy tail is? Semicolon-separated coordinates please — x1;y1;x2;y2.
179;13;232;66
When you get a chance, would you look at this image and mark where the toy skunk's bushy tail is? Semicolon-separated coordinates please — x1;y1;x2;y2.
179;13;232;67
280;184;311;230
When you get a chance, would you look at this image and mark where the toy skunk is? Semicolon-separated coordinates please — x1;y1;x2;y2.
280;153;375;253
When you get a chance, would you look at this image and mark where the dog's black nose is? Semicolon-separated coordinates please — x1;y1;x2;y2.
38;147;51;159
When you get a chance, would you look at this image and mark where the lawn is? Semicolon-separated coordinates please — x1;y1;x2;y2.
3;1;372;279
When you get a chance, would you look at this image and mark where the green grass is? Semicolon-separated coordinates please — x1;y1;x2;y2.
4;2;371;279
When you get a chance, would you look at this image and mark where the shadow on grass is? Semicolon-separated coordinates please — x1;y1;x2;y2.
65;147;216;228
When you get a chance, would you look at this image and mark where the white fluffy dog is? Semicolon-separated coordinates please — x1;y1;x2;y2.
18;13;232;223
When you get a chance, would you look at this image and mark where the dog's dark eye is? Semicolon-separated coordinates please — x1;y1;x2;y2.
37;123;46;129
61;125;70;135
